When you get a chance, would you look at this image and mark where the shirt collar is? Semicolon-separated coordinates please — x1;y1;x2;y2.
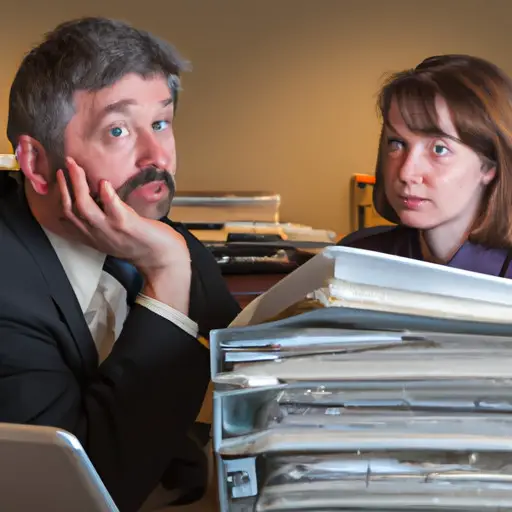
42;228;106;312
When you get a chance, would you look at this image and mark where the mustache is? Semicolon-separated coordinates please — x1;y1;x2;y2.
116;167;175;201
92;166;175;206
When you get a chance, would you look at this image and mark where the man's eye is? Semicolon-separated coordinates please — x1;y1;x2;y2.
152;120;169;132
109;126;129;138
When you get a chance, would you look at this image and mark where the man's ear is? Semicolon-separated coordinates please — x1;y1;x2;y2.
16;135;51;195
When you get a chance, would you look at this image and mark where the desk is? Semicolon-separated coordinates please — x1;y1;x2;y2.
224;273;288;308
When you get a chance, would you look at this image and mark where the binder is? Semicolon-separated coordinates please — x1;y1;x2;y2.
212;246;512;511
212;319;512;510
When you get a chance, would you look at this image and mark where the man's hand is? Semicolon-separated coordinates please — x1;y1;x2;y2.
57;157;191;313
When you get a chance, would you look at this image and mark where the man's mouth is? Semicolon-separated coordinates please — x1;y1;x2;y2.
130;181;169;202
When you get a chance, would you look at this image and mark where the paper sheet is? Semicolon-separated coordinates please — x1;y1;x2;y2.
230;246;512;327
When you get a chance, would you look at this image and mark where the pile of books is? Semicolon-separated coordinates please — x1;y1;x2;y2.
211;246;512;511
171;191;282;224
170;191;337;274
0;154;18;171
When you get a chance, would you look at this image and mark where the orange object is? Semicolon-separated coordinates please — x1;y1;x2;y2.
353;173;376;185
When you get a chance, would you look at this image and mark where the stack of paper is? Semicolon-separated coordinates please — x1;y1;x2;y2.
170;191;281;224
211;247;512;511
231;246;512;327
181;221;336;245
0;154;18;171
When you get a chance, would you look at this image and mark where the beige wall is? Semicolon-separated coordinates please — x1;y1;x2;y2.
0;0;510;235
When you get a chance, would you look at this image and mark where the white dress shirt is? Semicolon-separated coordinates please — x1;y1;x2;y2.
43;229;200;362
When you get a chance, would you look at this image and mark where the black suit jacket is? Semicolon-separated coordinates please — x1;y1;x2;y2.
0;180;240;511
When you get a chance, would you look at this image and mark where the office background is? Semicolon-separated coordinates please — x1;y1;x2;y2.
0;0;509;235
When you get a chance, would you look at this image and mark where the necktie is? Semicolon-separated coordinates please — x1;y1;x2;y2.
102;256;143;305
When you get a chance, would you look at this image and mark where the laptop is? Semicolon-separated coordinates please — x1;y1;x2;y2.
0;423;118;511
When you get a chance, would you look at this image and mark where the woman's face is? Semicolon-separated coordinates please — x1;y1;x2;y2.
383;96;495;232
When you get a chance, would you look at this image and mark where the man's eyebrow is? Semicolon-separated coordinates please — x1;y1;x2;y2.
99;96;173;118
88;96;174;136
101;99;136;117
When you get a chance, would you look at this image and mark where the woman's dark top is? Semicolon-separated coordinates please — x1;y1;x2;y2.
339;225;512;279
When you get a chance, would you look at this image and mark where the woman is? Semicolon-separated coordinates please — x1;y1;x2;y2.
341;54;512;279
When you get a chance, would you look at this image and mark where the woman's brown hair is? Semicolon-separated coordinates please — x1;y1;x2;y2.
373;54;512;248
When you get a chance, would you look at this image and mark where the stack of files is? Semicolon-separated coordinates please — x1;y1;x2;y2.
230;246;512;327
181;222;336;246
0;154;18;170
0;154;19;195
169;192;338;274
170;191;281;224
187;223;336;275
210;246;512;511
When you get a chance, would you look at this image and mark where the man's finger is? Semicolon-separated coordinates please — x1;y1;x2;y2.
98;180;129;226
56;169;93;236
66;157;106;228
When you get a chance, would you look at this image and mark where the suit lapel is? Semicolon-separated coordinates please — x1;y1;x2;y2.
0;185;98;376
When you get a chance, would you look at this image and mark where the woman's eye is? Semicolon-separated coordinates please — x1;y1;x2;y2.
387;138;404;152
433;143;449;156
109;126;129;138
152;120;169;132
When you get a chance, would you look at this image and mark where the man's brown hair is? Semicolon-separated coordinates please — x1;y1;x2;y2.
373;54;512;248
7;17;189;170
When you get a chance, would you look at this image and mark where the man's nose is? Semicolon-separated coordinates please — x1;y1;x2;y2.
136;132;171;170
398;149;424;184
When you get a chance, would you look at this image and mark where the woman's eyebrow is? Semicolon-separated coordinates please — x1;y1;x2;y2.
384;121;464;145
383;122;403;137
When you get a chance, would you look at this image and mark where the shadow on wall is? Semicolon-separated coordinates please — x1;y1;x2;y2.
0;0;511;235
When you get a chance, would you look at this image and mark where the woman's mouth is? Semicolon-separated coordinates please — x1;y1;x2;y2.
400;195;428;210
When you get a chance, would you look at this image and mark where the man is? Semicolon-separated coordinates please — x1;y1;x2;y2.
0;17;240;511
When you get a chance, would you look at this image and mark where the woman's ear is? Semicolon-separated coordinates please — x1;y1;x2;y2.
16;135;51;195
482;165;496;186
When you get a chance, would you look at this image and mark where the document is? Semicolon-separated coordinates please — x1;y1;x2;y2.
231;246;512;327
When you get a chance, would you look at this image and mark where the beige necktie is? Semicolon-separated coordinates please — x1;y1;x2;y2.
85;272;127;362
97;297;117;363
86;272;213;424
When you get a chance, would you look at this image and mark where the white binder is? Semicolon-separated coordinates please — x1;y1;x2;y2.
212;321;512;510
231;246;512;327
212;248;512;510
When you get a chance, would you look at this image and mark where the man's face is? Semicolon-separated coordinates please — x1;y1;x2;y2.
64;73;177;220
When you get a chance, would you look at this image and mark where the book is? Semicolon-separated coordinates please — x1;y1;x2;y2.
230;246;512;327
169;191;281;224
